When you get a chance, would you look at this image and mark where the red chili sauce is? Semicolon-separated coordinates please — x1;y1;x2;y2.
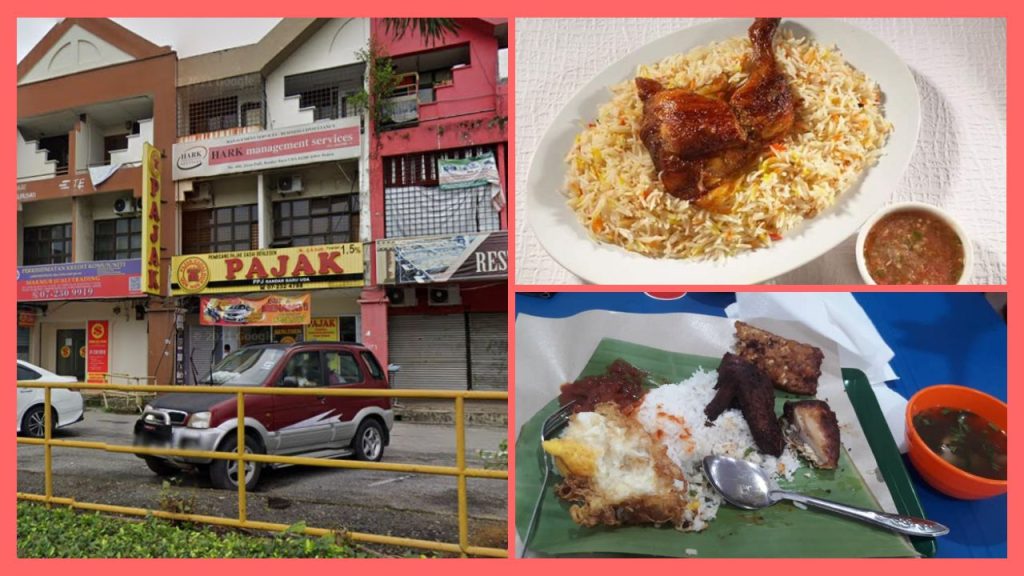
864;210;965;284
559;359;647;414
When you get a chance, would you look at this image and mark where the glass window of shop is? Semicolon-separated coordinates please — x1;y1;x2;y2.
182;204;258;254
17;327;30;361
272;195;358;247
94;217;141;261
22;223;72;265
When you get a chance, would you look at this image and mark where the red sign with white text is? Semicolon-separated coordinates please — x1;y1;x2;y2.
86;320;110;384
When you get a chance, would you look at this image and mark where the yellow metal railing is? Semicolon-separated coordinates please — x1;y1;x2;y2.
16;381;509;558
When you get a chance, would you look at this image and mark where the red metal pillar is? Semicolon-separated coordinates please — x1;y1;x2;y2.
359;287;390;370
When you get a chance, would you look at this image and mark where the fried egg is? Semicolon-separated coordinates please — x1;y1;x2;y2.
541;403;691;529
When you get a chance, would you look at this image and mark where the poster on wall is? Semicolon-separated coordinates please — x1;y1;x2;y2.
171;244;363;295
304;317;340;342
201;294;311;327
86;320;110;384
141;142;162;295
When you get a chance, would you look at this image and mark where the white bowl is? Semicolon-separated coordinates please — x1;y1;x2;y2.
855;201;973;285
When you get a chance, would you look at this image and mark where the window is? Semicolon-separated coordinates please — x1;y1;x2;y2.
241;102;263;127
273;195;358;247
23;223;72;265
284;64;364;122
282;352;323;388
325;351;363;385
188;96;238;135
383;147;502;238
94;217;141;261
340;316;358;342
360;351;384;380
17;364;40;381
182;204;258;255
17;328;30;361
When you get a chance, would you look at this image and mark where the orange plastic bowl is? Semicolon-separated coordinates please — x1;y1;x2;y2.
905;385;1007;499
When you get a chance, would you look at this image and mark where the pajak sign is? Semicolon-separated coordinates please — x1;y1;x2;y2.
141;142;162;295
201;294;311;327
376;231;508;284
86;320;110;384
17;260;143;302
171;118;361;180
304;317;340;342
171;244;364;295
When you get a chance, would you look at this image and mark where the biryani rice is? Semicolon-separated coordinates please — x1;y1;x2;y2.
565;32;892;259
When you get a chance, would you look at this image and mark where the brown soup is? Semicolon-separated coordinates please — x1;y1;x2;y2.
912;407;1006;480
864;210;965;284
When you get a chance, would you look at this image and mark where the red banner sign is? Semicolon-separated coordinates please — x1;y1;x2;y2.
86;320;110;384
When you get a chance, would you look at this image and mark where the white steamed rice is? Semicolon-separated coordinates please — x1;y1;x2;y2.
565;31;892;259
635;369;802;531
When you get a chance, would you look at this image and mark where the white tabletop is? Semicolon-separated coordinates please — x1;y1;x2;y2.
514;18;1006;285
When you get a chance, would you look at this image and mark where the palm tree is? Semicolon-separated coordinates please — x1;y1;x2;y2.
381;18;460;46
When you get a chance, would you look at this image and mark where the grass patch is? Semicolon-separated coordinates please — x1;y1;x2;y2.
17;502;375;558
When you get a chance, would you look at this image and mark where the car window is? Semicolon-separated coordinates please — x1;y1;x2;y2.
325;351;364;385
17;365;40;381
282;351;324;388
360;352;384;379
208;348;284;386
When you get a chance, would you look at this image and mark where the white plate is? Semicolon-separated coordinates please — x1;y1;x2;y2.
525;18;921;284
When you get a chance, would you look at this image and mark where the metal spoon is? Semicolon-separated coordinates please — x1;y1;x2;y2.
702;455;949;537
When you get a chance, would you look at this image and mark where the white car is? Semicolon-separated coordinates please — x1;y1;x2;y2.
17;360;84;438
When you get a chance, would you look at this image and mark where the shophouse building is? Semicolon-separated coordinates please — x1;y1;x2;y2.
364;19;509;391
16;19;177;384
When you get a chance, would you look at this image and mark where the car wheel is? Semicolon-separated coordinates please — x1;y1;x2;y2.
209;431;263;491
20;406;55;438
144;456;180;477
353;419;384;462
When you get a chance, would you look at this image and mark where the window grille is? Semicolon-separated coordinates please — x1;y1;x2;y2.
284;64;364;122
383;146;501;239
177;74;265;137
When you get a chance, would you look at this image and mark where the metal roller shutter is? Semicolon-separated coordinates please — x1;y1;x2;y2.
388;314;468;390
468;313;507;391
186;319;216;385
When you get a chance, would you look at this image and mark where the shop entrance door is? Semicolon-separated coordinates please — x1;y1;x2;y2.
55;329;86;381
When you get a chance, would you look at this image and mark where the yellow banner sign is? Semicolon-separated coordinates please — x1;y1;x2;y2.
201;294;311;326
142;142;162;295
171;243;363;295
304;317;340;341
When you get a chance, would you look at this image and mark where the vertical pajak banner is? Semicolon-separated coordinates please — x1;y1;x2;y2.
142;142;162;295
86;320;110;384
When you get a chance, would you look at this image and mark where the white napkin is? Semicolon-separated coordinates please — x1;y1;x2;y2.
725;293;909;452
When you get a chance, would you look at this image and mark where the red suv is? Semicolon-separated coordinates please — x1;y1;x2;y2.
134;343;393;490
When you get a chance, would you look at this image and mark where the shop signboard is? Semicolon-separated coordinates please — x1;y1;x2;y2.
86;320;110;384
200;294;311;327
375;231;508;284
304;317;340;342
17;259;143;302
141;142;162;295
272;326;304;344
171;244;363;295
17;310;36;327
171;118;360;180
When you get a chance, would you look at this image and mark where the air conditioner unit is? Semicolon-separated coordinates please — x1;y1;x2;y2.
113;196;141;216
276;175;303;194
386;286;417;307
428;286;461;306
